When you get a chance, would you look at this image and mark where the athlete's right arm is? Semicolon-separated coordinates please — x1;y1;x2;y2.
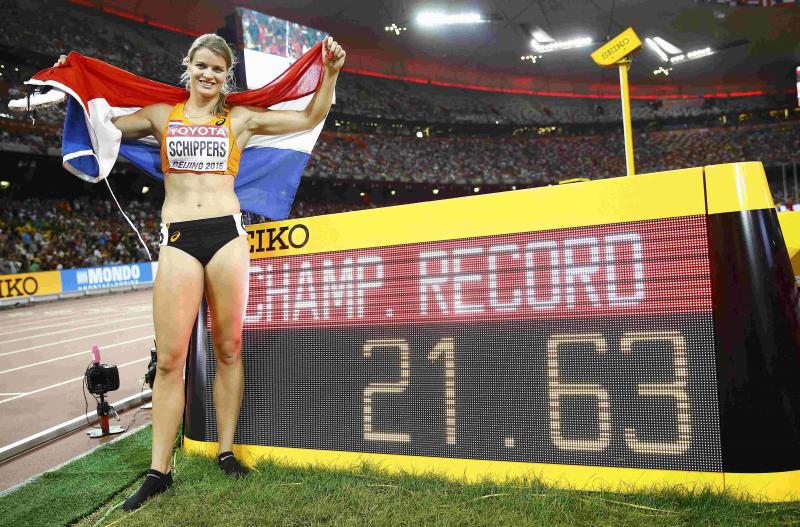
52;54;169;142
111;105;169;141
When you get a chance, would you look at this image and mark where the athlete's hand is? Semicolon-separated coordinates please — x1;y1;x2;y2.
323;37;345;73
52;54;68;68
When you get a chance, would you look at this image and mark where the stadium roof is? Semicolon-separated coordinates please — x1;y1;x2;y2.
74;0;800;98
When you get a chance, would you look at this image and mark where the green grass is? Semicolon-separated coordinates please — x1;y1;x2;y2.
0;426;150;527
2;425;799;527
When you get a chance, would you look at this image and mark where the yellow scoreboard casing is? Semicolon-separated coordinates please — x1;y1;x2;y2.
778;211;800;278
184;162;800;502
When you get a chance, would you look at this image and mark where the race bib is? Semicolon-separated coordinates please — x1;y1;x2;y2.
166;124;229;172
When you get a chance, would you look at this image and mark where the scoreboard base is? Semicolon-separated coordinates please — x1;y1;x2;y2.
183;437;800;502
182;438;726;495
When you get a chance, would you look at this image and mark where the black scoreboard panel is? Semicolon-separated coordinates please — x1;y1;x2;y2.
187;215;723;472
194;316;720;471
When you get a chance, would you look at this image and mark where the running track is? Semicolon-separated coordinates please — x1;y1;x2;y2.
0;290;155;468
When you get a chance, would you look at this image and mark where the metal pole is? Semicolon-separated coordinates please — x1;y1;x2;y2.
794;161;798;205
783;164;787;204
618;59;635;176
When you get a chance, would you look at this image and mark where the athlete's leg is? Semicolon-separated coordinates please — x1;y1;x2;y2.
150;246;205;473
204;234;249;455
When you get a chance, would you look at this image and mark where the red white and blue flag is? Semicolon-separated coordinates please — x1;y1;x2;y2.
24;42;327;220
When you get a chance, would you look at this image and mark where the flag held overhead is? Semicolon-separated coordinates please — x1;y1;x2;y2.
13;42;328;221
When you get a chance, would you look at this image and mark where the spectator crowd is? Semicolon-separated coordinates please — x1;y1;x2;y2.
0;0;798;274
0;196;377;274
0;198;160;275
307;121;799;185
0;0;790;129
2;117;798;188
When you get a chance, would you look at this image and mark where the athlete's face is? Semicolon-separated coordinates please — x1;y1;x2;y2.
189;47;228;99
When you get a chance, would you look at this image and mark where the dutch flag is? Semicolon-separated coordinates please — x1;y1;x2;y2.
19;41;328;221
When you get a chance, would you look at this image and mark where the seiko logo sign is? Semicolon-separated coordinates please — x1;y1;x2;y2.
250;224;310;253
601;37;629;61
0;277;39;298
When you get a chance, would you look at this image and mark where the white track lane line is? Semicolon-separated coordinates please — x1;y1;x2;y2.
0;317;91;335
0;357;151;405
0;307;151;337
0;294;150;320
0;315;152;344
0;335;155;375
0;322;154;358
3;312;38;318
0;315;107;337
0;299;152;329
0;393;24;396
0;313;87;331
2;292;149;313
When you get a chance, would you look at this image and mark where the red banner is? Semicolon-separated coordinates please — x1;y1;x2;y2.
239;216;711;329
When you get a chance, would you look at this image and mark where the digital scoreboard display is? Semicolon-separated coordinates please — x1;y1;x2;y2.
196;219;721;471
184;164;800;500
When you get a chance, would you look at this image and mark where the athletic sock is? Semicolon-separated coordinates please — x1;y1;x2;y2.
217;451;250;478
122;469;173;512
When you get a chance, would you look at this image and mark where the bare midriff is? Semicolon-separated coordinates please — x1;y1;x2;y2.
161;171;240;223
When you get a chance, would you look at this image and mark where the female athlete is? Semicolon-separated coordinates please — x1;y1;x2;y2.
54;33;345;511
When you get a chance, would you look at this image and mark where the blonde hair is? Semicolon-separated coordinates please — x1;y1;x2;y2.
180;34;237;116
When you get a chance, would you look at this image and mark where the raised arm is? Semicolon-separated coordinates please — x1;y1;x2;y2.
51;54;168;141
236;37;346;137
111;104;170;141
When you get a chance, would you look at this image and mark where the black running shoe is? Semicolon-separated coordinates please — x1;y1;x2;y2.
122;469;173;511
217;451;250;478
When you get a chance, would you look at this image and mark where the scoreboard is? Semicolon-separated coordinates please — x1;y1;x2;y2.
183;162;800;502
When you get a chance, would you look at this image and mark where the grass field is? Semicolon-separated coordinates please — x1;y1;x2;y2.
1;426;798;527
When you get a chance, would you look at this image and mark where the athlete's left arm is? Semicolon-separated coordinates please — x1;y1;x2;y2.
241;37;345;136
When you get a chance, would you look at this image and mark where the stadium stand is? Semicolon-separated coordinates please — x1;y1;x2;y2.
0;0;798;275
307;122;800;185
0;197;159;273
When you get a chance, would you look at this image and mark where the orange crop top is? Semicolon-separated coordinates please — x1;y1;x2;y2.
160;102;242;177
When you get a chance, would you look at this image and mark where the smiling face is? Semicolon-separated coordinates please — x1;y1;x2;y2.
188;47;229;100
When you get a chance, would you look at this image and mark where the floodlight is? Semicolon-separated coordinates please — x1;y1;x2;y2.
645;38;669;62
531;27;554;43
416;11;484;26
531;37;592;53
669;47;713;64
385;23;407;35
644;34;713;69
653;37;682;55
687;47;712;59
520;54;542;63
